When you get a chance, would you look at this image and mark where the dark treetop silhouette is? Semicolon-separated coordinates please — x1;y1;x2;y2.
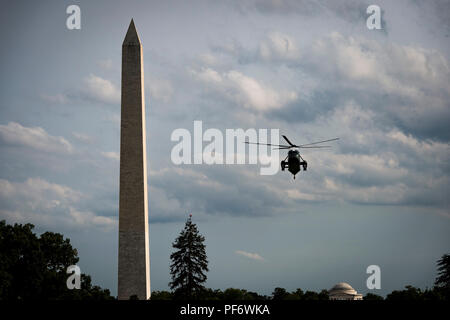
169;215;208;299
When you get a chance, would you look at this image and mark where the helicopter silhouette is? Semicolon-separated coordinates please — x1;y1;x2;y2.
245;135;339;179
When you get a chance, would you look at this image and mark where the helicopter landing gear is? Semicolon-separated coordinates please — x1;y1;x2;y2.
293;175;296;180
301;161;307;171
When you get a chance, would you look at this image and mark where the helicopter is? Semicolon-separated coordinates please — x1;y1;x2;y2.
245;135;339;179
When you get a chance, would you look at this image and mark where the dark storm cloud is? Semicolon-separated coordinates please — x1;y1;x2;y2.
149;165;288;219
270;90;340;124
234;0;369;22
248;0;322;16
231;0;390;33
201;29;450;142
272;84;450;143
169;21;450;215
413;0;450;32
210;40;258;66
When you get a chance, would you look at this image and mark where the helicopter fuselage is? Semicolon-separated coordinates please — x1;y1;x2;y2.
288;150;301;176
281;149;307;179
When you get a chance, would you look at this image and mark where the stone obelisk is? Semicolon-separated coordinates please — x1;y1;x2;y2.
118;19;150;300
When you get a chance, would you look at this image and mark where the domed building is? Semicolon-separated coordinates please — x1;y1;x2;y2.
328;282;363;300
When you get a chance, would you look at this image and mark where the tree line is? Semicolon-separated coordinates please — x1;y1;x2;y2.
0;218;448;300
165;215;450;301
151;285;449;301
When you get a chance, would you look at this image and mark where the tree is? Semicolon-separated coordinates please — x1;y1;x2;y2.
386;285;424;301
435;254;450;289
433;253;450;300
0;220;113;300
272;287;288;300
222;288;262;300
169;215;208;299
200;288;223;300
151;290;174;300
318;289;329;300
0;221;44;299
303;290;320;300
364;293;384;300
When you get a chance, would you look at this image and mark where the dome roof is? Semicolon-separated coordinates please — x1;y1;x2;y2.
332;282;353;290
329;282;357;295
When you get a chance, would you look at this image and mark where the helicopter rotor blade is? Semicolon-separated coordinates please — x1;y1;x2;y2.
282;135;298;147
299;138;339;147
246;137;338;149
273;147;292;150
299;146;332;149
245;142;291;148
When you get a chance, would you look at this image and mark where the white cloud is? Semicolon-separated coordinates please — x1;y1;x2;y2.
322;153;408;183
72;132;93;143
147;76;174;103
308;32;450;130
0;122;73;154
150;167;223;190
97;59;114;70
311;32;450;93
40;93;69;104
259;32;300;61
387;130;449;155
104;113;120;125
83;74;120;105
194;67;223;83
286;189;316;201
191;68;297;111
0;177;81;205
0;178;116;230
227;70;298;110
198;53;220;66
147;185;185;222
101;151;119;161
69;208;116;228
235;250;264;261
321;178;409;205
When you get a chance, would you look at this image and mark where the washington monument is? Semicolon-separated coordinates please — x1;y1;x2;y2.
118;19;150;300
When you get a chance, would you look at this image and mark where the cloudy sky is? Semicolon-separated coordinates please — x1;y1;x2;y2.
1;0;449;297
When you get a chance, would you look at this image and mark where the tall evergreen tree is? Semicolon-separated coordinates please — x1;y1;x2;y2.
435;253;450;289
169;215;208;299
